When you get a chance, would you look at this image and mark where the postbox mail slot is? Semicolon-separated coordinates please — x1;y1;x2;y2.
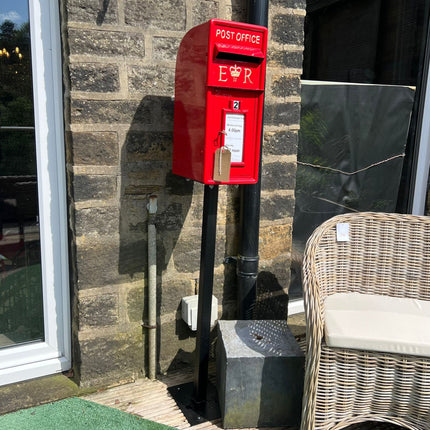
214;44;264;63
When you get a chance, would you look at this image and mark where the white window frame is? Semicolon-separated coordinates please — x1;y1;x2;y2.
0;0;70;386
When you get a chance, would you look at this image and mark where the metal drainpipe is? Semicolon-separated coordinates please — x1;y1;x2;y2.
147;195;157;380
237;0;269;319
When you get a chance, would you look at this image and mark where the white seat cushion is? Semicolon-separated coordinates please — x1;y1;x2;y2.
324;292;430;357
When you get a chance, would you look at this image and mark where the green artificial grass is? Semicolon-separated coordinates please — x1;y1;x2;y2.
0;397;175;430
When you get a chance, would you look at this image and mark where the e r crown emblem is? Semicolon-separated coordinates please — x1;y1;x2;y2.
218;64;253;84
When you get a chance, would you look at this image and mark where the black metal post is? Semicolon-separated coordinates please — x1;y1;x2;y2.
194;184;219;403
237;0;269;319
248;0;269;27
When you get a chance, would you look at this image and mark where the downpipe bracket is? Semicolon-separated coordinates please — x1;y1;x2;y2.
237;254;259;277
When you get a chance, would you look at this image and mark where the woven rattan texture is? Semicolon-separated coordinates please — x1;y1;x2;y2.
300;212;430;430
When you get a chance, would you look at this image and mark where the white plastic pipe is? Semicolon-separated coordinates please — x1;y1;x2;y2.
147;195;157;380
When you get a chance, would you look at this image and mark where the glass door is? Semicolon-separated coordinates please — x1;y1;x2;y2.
0;0;70;386
290;0;430;302
0;1;43;348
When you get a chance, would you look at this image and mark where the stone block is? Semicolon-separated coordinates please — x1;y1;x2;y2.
230;0;247;22
75;206;120;237
76;240;121;288
271;14;305;45
271;74;301;98
192;1;219;27
124;0;186;30
70;131;118;165
160;277;195;314
118;237;147;277
152;37;181;62
173;229;203;273
223;222;239;256
216;320;304;428
128;66;174;97
259;223;292;260
123;161;167;191
267;50;304;69
67;0;118;24
173;227;225;273
68;29;145;58
156;203;186;232
261;161;296;191
264;102;301;126
71;100;151;125
70;63;120;93
75;236;146;288
264;130;298;156
260;193;295;220
78;328;144;387
125;131;173;162
73;174;117;201
79;293;119;328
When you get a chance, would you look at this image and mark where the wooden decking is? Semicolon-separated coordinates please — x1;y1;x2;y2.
83;364;295;430
83;332;401;430
84;319;307;430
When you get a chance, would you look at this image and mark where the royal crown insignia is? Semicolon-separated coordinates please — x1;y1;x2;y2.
230;64;242;79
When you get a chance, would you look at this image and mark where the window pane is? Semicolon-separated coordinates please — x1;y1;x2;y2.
0;1;43;348
303;0;428;86
290;0;430;300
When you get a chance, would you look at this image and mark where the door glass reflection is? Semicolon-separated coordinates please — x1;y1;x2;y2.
0;1;44;348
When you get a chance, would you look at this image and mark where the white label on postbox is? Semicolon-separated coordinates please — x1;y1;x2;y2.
224;113;244;163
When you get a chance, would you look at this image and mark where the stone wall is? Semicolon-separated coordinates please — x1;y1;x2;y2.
61;0;305;387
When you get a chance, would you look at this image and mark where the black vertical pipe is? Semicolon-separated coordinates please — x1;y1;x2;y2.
237;0;269;319
248;0;269;27
194;184;219;403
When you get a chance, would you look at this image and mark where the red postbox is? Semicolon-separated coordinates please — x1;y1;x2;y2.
172;19;267;185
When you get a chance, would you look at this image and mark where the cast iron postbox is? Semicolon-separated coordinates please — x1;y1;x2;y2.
173;19;268;185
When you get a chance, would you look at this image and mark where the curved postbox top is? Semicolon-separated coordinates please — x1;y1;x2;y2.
176;19;268;92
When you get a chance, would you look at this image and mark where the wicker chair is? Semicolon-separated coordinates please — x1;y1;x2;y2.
300;212;430;430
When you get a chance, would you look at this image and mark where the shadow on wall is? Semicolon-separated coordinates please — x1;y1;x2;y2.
119;95;194;371
253;271;289;320
119;95;189;276
96;0;111;25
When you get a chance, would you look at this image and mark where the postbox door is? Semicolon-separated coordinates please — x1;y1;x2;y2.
204;88;263;184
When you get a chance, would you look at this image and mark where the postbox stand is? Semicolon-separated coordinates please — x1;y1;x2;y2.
167;185;221;425
194;185;219;404
169;17;268;424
